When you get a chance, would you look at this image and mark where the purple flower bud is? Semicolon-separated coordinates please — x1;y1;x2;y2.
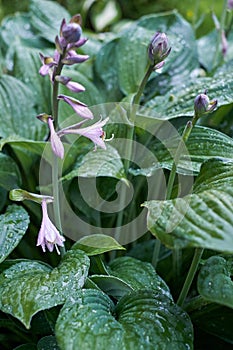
58;94;93;119
194;91;217;117
55;75;85;93
62;50;89;65
37;199;65;254
228;0;233;10
148;32;171;69
47;117;64;159
58;118;109;150
61;17;82;44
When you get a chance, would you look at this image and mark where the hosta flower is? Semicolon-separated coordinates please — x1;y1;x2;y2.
228;0;233;10
39;53;57;76
37;199;65;254
37;113;64;159
148;32;171;69
55;75;85;93
221;30;228;56
194;91;217;117
58;94;93;119
58;117;109;150
62;50;89;65
60;14;82;45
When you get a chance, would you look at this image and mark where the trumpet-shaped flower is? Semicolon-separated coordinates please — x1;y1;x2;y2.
58;117;109;150
39;53;58;76
47;117;65;159
55;75;85;93
37;199;65;254
58;94;93;119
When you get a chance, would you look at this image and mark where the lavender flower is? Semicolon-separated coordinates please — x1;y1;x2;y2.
61;50;89;65
221;30;228;56
228;0;233;10
148;32;171;69
58;94;93;119
39;53;57;76
55;76;85;93
37;199;65;254
58;117;109;150
47;117;65;159
194;91;217;118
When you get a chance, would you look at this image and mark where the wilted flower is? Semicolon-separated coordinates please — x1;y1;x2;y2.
194;91;217;117
58;117;109;150
58;94;93;119
55;75;85;93
148;32;171;69
37;199;65;254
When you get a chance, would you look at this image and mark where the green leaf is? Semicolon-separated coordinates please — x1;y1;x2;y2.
0;249;90;328
55;289;193;349
37;335;59;350
0;153;21;189
73;234;125;256
62;144;128;182
89;275;133;298
145;158;233;252
13;46;51;114
109;256;171;298
130;125;233;176
29;0;70;43
197;256;233;308
0;205;30;264
0;75;45;140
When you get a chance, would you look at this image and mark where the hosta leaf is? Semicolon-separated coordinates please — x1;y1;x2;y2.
0;250;89;328
37;335;59;350
0;153;21;189
89;275;133;299
55;289;193;350
0;205;30;264
0;75;44;140
62;144;127;182
109;256;171;298
197;256;233;308
13;46;51;113
29;0;70;43
145;158;233;251
73;234;125;256
145;67;233;119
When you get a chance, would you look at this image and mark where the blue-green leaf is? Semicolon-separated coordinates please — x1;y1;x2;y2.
0;250;90;328
0;205;30;264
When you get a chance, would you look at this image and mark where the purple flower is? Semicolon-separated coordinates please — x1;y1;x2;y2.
39;53;57;76
61;20;82;44
221;30;228;56
58;117;109;150
194;91;217;117
47;117;65;159
37;199;65;254
228;0;233;10
148;32;171;69
55;75;85;93
58;94;93;119
62;50;89;65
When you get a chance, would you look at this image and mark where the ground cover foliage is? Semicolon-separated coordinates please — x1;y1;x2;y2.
0;0;233;349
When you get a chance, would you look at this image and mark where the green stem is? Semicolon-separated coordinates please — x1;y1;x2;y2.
51;51;66;256
113;63;154;255
152;120;193;269
212;0;228;69
177;248;204;307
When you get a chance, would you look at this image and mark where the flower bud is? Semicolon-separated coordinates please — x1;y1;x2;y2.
148;32;171;68
61;19;82;44
194;91;217;117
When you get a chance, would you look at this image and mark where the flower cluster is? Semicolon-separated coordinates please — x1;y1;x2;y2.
35;15;110;253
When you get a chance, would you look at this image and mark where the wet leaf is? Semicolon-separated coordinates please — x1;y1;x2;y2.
197;256;233;308
55;289;193;349
0;153;21;190
145;158;233;252
73;234;125;256
0;250;90;328
0;205;30;264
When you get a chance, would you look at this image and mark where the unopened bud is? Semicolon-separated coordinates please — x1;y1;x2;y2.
148;32;171;68
61;19;82;44
194;91;217;117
